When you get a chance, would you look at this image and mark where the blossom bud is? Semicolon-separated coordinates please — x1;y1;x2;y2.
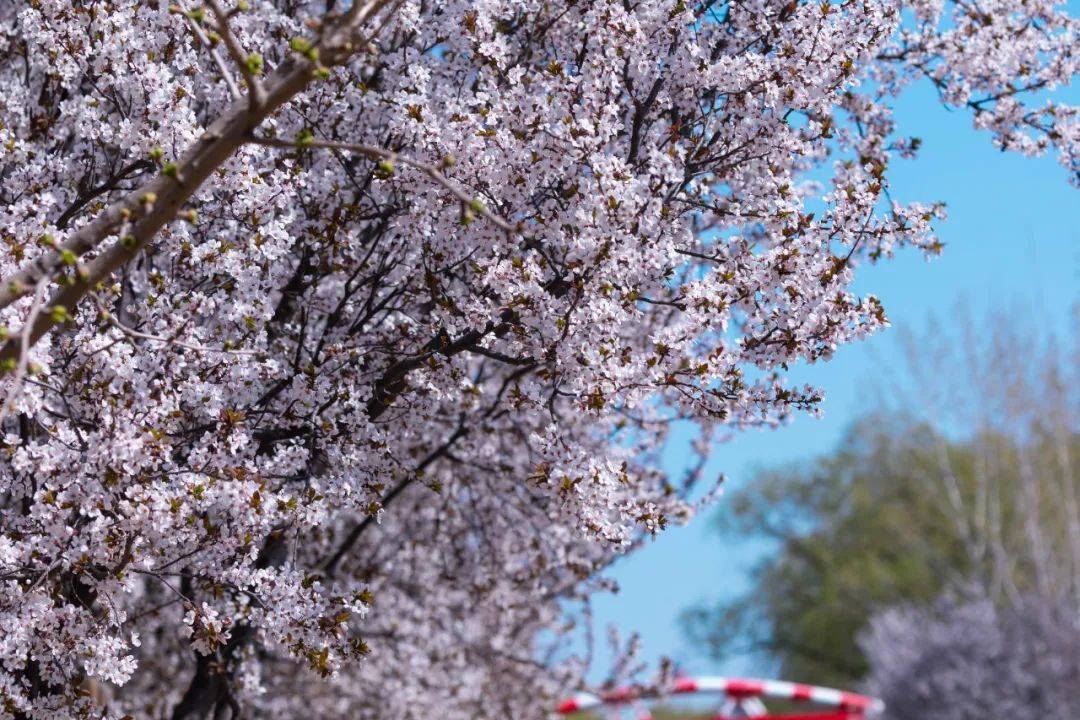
246;53;264;76
375;159;395;178
290;37;313;54
49;305;70;324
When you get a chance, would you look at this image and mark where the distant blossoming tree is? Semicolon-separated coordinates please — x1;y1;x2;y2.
0;1;1074;718
862;593;1080;720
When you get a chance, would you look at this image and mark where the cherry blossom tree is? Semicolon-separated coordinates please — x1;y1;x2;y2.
0;1;1074;718
862;592;1080;720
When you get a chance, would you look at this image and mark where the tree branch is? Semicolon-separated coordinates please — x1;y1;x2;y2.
321;420;469;578
204;0;267;108
247;135;520;235
0;0;397;385
181;3;244;101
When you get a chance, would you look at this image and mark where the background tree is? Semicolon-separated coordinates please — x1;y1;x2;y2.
683;308;1079;689
861;592;1080;720
0;1;1074;718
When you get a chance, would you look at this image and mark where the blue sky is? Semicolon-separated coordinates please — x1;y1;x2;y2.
587;81;1079;681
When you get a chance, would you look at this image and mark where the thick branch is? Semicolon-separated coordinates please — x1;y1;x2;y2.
0;58;311;368
365;308;517;420
0;1;395;372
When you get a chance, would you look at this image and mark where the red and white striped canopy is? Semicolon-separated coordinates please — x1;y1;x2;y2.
556;676;884;718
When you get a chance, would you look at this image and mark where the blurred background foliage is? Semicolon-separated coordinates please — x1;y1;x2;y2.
680;307;1079;691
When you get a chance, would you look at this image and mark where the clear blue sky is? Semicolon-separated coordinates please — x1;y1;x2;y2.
586;81;1079;681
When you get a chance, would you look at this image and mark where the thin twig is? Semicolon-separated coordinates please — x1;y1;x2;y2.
246;135;520;235
2;277;50;417
205;0;266;108
180;5;243;101
343;0;384;26
90;292;265;357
